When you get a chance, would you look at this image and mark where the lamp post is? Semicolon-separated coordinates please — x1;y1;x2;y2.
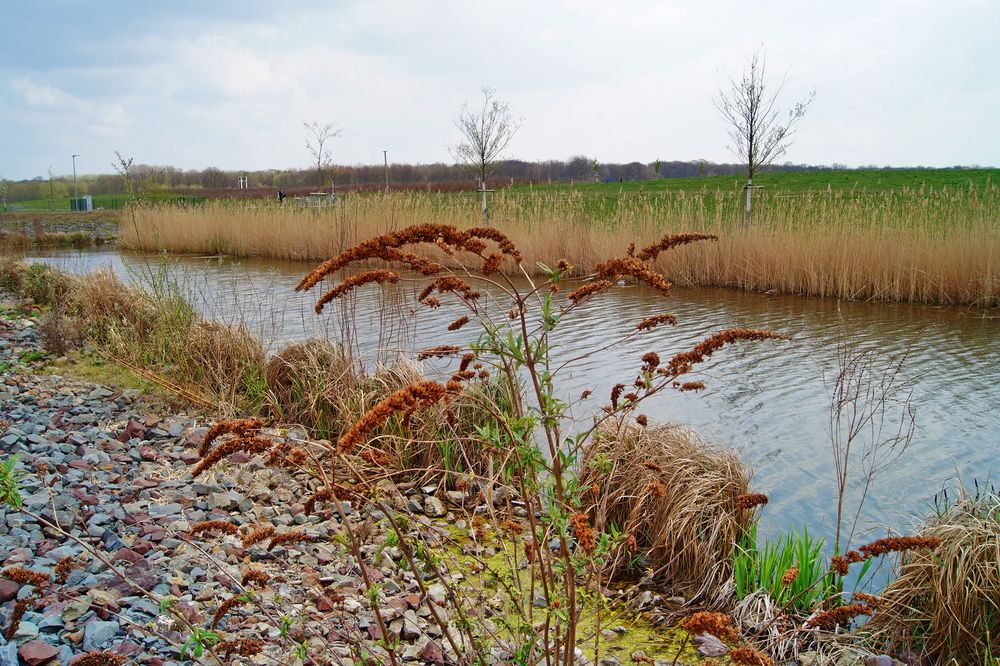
71;154;79;211
383;150;389;193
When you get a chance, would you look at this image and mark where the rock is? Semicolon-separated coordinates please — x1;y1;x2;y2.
0;642;18;666
17;640;59;666
421;640;444;664
865;658;895;666
83;618;120;650
424;496;446;517
694;633;729;657
0;579;19;603
61;597;93;622
148;503;182;517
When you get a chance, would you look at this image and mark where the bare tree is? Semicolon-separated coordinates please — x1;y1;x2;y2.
303;121;342;190
450;87;521;223
827;331;916;557
715;48;815;220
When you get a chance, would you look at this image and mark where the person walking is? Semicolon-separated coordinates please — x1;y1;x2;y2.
277;189;286;204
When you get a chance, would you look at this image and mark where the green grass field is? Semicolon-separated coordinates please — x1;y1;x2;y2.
509;167;998;196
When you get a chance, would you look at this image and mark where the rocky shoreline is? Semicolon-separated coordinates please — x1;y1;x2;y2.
1;300;706;665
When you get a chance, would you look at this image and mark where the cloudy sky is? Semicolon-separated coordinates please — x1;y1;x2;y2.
2;0;998;180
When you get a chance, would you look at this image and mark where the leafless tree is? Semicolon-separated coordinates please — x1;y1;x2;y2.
450;87;521;223
827;330;917;556
715;48;815;220
303;121;342;190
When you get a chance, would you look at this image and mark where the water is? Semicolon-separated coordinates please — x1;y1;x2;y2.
25;247;1000;549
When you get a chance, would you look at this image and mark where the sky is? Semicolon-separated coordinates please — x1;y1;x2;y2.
2;0;998;180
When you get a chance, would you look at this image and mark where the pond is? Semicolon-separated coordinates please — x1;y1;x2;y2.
25;247;1000;554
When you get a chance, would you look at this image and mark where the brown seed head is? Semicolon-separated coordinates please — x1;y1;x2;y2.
781;566;799;586
646;479;666;498
68;652;127;666
1;567;50;588
211;594;248;629
447;315;471;331
637;313;677;331
570;512;596;556
241;567;270;588
217;638;265;658
805;603;873;629
338;381;451;453
567;279;612;304
200;418;263;458
593;256;672;295
857;536;941;558
665;329;787;377
736;493;769;510
679;611;740;643
728;646;774;666
192;435;274;477
190;520;239;537
241;524;276;548
313;269;400;313
635;233;718;262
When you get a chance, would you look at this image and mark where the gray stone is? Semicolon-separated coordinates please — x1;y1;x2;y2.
83;619;119;650
423;496;446;517
149;503;182;517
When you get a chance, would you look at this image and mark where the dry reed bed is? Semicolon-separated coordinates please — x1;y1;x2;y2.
121;186;1000;305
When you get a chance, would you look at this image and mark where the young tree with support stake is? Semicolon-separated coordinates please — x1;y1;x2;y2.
450;87;521;224
715;48;815;221
303;120;342;191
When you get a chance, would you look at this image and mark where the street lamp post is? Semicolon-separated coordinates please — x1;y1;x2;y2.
71;154;79;211
383;150;389;193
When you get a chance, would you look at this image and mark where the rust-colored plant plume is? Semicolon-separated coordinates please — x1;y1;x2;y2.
736;493;769;510
665;329;787;377
241;567;270;588
314;269;400;313
211;594;248;629
2;567;50;588
190;520;239;537
635;233;718;262
805;602;873;628
337;381;452;453
728;646;775;666
857;536;941;558
679;611;740;643
570;512;596;555
68;652;127;666
295;224;523;306
217;638;264;658
637;313;677;331
199;417;263;458
192;435;275;477
241;524;276;548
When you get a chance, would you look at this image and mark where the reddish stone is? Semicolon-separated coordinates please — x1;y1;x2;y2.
118;419;147;442
18;640;60;666
0;578;20;602
366;623;384;641
404;593;421;610
315;595;341;612
139;445;157;461
134;478;161;489
180;451;200;464
112;640;144;656
68;460;89;469
113;548;143;564
131;539;153;555
421;640;444;664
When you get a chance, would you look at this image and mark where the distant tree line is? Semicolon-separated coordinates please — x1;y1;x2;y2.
2;159;988;202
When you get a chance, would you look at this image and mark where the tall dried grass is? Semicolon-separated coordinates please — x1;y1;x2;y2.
582;421;753;608
868;487;1000;663
122;186;1000;305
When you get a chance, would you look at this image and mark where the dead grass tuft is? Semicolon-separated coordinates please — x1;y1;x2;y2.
582;421;753;608
868;488;1000;662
